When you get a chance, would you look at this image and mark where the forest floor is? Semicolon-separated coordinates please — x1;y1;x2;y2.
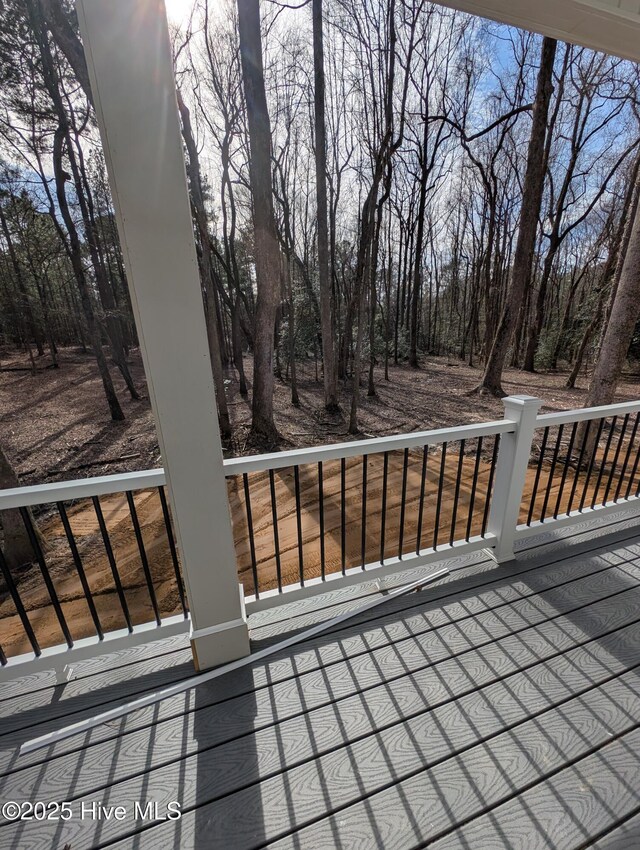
3;344;640;657
4;343;640;484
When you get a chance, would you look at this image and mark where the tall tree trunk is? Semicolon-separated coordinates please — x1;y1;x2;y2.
409;117;429;368
52;126;124;420
312;0;338;411
237;0;281;442
349;187;377;434
0;442;41;569
0;204;44;358
474;37;557;395
68;118;140;400
284;255;299;406
177;90;231;439
40;0;93;105
349;243;370;434
584;171;640;407
566;289;606;389
231;300;248;397
28;0;124;421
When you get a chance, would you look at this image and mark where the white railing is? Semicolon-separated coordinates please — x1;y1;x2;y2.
1;394;640;681
223;418;514;475
515;398;640;538
0;470;185;683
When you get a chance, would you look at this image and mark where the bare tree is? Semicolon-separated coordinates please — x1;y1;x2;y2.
237;0;281;441
313;0;338;411
474;37;557;396
177;90;232;438
584;169;640;407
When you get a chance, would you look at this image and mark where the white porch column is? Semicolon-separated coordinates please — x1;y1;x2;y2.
76;0;249;669
486;395;541;563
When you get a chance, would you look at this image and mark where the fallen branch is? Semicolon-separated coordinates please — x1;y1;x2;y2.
0;367;39;373
55;452;141;474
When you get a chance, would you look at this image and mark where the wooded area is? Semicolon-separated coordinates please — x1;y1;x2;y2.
1;0;640;450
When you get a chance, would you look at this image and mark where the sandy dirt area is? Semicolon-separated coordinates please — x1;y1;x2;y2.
1;346;639;657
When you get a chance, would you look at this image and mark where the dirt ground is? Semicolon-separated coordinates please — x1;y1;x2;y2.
2;345;640;657
0;347;158;487
4;344;640;478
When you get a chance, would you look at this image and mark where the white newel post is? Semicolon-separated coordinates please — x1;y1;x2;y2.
76;0;250;669
486;395;541;563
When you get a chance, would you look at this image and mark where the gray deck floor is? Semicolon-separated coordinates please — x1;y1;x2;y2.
2;508;640;849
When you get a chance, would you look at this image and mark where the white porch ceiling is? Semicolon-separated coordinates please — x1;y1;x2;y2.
433;0;640;62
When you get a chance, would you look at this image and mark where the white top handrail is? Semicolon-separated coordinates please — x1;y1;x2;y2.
0;469;166;511
536;399;640;428
222;419;515;477
0;420;515;511
5;397;639;510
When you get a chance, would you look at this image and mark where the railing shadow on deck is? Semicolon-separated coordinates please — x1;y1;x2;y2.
3;513;640;846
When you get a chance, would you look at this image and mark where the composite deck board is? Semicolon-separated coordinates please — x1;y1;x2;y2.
1;512;640;849
588;811;640;848
2;593;640;848
5;556;627;788
1;528;635;760
3;551;639;776
427;727;640;850
163;672;640;850
22;645;640;850
4;594;640;812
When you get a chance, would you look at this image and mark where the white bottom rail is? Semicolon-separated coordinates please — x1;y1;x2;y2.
0;614;190;686
245;534;495;613
515;494;640;541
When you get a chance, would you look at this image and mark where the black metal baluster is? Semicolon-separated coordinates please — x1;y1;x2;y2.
268;470;282;591
361;455;368;569
0;545;40;656
526;428;549;526
578;418;605;511
553;422;578;519
0;643;6;666
126;492;161;625
158;486;188;616
318;462;326;580
92;496;132;632
416;446;428;554
466;437;483;541
450;440;466;545
242;474;260;599
433;442;447;550
19;507;73;648
567;420;592;514
539;425;564;522
603;414;630;505
591;417;617;509
624;424;640;499
380;452;389;563
625;422;640;500
481;434;501;537
57;502;103;639
340;458;346;575
615;412;640;502
398;448;409;558
294;467;304;587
